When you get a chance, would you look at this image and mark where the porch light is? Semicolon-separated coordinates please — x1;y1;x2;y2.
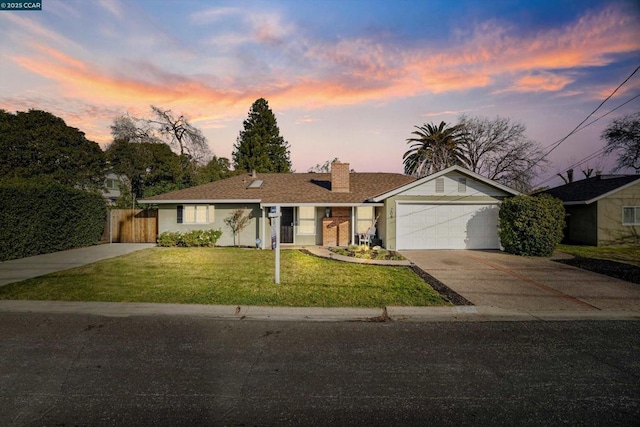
325;207;331;218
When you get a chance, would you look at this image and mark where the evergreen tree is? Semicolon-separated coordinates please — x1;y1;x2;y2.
232;98;292;173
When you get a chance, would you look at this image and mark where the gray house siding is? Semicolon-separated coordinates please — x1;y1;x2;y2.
158;203;261;247
158;204;327;247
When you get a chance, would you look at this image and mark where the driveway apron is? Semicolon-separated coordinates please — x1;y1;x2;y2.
0;244;156;287
401;250;640;312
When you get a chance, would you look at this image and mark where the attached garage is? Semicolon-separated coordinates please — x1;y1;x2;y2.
396;203;500;250
371;166;520;251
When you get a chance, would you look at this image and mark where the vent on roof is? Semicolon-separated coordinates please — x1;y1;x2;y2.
247;179;263;189
435;177;444;193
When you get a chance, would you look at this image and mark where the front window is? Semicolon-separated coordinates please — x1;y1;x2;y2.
106;179;119;190
623;207;640;225
356;206;375;234
298;206;316;234
183;205;212;224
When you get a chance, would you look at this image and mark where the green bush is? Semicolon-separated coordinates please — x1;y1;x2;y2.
157;229;222;247
157;231;181;247
498;194;565;256
0;179;107;261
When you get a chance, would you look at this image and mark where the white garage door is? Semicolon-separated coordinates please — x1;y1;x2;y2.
397;203;500;250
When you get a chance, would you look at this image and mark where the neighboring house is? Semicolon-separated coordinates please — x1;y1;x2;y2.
103;172;122;205
544;174;640;246
139;163;519;250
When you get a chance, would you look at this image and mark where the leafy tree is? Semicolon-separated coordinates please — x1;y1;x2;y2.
233;98;292;173
105;138;186;205
498;194;565;256
602;112;640;173
457;115;547;192
403;121;463;177
224;208;253;247
194;156;236;185
0;109;105;190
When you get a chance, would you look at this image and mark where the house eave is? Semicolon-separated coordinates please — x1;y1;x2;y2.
582;176;640;203
563;201;591;206
259;202;385;208
138;199;385;207
138;199;262;204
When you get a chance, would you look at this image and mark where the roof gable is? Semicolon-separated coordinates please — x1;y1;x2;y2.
370;165;519;201
544;175;640;204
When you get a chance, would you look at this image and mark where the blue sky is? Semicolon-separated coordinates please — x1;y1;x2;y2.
1;0;639;188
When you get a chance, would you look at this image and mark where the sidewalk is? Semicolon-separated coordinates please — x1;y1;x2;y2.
0;300;638;322
0;244;156;287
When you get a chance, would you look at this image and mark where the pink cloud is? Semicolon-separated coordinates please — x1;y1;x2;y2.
2;3;639;146
511;73;575;93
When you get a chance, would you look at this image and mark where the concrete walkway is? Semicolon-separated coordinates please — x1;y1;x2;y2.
0;243;156;287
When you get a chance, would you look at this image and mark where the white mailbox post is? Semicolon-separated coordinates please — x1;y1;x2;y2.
268;206;281;284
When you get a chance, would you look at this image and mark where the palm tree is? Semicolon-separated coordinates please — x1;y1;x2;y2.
403;121;464;177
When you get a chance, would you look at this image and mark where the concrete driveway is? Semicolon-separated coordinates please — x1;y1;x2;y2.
401;250;640;312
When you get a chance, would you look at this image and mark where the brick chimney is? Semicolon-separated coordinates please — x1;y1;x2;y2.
331;162;350;193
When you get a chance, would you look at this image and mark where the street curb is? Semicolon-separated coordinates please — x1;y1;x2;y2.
0;300;639;322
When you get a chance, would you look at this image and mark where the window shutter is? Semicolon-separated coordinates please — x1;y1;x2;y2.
177;205;183;224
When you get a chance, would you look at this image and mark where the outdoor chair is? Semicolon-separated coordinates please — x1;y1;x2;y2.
358;226;376;247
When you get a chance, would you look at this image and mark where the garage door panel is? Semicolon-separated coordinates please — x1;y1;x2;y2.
397;204;500;250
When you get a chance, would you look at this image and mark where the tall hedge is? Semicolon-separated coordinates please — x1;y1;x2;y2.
498;194;565;256
0;179;107;261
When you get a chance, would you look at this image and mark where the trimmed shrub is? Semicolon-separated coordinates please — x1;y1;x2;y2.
180;229;223;247
0;179;107;261
157;231;181;247
157;229;222;247
498;194;565;256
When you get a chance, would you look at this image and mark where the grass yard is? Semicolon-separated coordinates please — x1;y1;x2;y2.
0;248;450;307
556;244;640;267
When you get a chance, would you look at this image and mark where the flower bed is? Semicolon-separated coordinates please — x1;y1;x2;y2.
330;244;405;261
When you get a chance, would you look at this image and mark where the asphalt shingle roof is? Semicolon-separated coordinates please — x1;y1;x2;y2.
544;175;640;203
142;172;416;204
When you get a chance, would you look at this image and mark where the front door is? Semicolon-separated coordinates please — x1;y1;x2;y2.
280;207;294;243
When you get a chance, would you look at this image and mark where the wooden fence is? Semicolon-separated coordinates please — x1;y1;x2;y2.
106;209;158;243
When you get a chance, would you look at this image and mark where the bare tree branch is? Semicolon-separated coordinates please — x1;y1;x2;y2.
457;115;548;192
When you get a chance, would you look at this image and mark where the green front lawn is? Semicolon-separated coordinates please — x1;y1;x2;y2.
556;244;640;267
0;248;450;307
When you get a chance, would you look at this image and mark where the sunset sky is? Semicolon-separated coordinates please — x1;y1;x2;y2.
1;0;639;188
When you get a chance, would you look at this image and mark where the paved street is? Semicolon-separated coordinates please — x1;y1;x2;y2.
1;312;638;426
